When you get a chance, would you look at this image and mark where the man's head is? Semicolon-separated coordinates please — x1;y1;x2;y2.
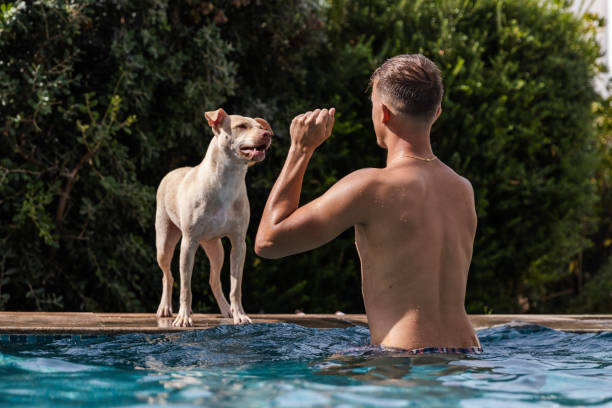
370;54;443;146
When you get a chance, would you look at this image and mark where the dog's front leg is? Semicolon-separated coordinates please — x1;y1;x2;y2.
228;237;252;324
201;238;232;318
173;236;198;327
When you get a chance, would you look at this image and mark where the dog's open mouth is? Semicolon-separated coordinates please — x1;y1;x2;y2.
239;144;268;161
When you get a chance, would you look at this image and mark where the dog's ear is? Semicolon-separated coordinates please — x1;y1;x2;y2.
254;118;273;135
205;108;228;129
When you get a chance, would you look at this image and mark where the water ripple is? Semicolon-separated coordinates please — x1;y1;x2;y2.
0;322;611;407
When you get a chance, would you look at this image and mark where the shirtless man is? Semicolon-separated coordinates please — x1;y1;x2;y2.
255;54;481;353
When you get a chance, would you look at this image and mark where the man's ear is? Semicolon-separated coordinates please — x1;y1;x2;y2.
254;118;273;135
381;104;391;124
432;105;442;124
204;108;228;130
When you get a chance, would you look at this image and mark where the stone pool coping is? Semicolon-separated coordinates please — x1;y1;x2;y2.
0;312;610;334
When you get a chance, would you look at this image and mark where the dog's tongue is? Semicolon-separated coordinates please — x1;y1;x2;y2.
244;148;265;161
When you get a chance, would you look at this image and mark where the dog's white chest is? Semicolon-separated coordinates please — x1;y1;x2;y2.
188;193;247;240
188;205;226;237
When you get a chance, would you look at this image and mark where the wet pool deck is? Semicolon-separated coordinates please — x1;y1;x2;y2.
0;312;610;335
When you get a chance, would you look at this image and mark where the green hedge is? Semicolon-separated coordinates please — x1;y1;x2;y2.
0;0;237;311
0;0;607;314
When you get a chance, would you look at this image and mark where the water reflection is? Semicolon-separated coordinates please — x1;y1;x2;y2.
2;323;612;407
312;349;483;384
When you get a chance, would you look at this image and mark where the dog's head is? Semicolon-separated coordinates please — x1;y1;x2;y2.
205;108;272;165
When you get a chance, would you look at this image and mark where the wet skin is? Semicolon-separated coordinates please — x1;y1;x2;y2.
255;88;480;350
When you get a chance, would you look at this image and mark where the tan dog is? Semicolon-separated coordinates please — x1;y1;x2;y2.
155;108;272;326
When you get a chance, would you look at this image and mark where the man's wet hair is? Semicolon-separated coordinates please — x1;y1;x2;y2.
370;54;444;122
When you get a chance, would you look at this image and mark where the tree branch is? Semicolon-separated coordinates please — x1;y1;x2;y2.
55;145;100;225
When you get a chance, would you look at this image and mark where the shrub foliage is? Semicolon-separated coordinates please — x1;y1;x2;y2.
0;0;608;313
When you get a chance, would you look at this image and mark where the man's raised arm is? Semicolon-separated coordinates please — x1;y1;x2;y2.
255;108;375;259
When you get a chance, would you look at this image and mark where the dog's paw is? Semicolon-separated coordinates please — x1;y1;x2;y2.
156;304;173;318
172;309;193;327
220;306;232;318
233;311;252;325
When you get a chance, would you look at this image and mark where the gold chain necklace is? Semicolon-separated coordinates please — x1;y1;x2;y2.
398;153;437;162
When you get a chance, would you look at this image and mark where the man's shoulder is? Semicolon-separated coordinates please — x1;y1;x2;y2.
436;160;474;191
342;167;384;184
436;161;476;214
348;165;426;188
334;168;386;199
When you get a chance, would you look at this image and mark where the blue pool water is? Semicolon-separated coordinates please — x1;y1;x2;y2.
1;323;611;407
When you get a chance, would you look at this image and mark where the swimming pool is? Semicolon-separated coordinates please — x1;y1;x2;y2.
1;322;611;407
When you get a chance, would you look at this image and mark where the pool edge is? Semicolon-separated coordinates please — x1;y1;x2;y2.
0;313;610;334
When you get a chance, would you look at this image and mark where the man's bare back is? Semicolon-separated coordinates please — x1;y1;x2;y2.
354;160;479;349
256;54;480;352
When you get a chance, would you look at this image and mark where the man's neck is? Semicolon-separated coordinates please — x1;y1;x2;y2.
384;129;434;166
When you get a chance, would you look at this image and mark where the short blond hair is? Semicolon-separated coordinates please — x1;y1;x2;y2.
370;54;444;121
